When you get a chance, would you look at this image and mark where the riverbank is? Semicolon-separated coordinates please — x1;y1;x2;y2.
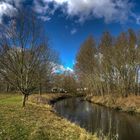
86;95;140;114
0;93;98;140
30;93;72;104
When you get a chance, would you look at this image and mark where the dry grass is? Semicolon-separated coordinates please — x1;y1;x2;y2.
87;95;140;113
0;94;98;140
29;93;70;104
0;93;18;100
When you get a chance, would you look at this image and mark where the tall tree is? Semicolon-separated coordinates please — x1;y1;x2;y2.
99;32;114;94
75;36;97;95
75;30;140;97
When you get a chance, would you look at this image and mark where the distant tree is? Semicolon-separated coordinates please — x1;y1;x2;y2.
38;46;59;95
52;71;77;94
62;71;77;93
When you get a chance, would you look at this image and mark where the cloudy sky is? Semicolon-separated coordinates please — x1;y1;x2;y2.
0;0;140;68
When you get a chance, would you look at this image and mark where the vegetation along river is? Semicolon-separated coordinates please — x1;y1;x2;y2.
54;98;140;140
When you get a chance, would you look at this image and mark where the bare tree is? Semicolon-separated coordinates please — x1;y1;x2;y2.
0;10;58;107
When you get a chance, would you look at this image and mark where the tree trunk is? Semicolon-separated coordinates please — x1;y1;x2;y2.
22;94;27;107
39;83;42;96
6;83;9;93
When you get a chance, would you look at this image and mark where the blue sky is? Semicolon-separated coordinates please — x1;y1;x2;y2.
0;0;140;69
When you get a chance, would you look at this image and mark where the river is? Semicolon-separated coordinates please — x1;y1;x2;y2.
54;97;140;140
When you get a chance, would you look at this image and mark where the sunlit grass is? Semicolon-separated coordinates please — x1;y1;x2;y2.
0;94;98;140
0;95;21;105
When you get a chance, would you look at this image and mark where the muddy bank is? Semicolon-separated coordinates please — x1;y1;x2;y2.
85;95;140;114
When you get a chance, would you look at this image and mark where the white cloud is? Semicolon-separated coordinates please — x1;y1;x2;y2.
0;2;17;23
4;0;23;7
0;0;25;23
131;13;140;25
39;15;51;21
136;17;140;24
33;0;57;21
38;0;134;23
70;28;77;35
52;64;73;73
33;0;49;15
0;0;139;25
66;67;73;72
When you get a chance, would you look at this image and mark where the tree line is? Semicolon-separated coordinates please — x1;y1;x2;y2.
52;71;77;94
75;30;140;97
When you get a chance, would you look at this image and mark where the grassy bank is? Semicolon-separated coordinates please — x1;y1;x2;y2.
0;93;98;140
86;95;140;114
30;93;72;105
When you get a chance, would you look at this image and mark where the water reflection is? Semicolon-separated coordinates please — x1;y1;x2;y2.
54;98;140;140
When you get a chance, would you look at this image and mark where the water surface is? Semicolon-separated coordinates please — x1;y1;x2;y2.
54;98;140;140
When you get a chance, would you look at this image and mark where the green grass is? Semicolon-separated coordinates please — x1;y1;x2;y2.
0;94;98;140
0;95;21;105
